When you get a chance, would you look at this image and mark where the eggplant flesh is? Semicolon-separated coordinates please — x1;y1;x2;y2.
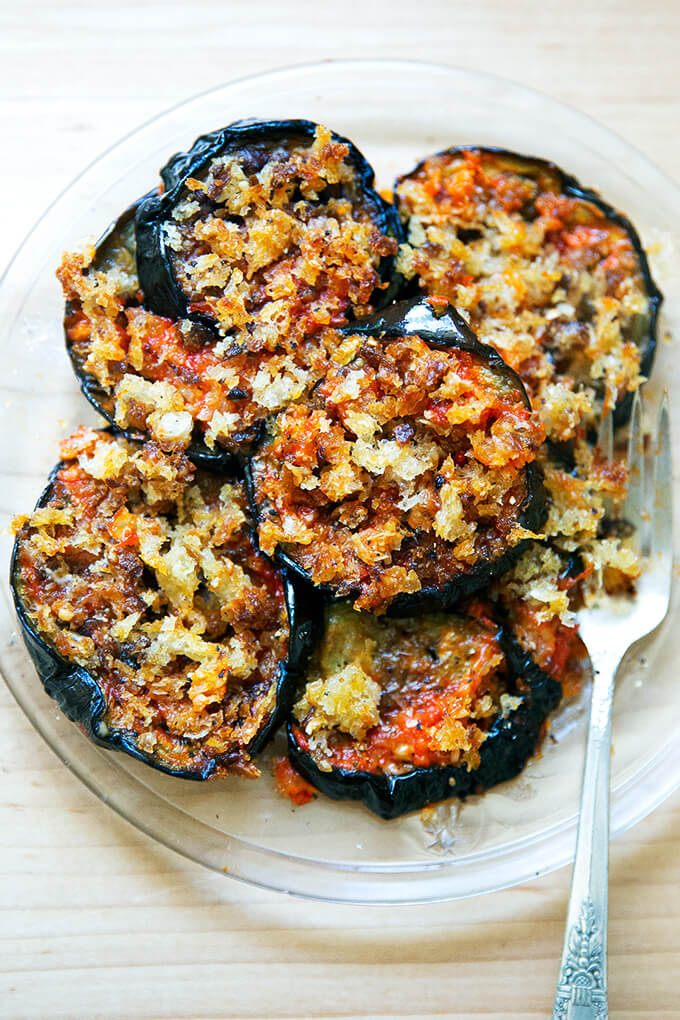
286;607;562;819
10;442;314;780
395;147;662;429
135;118;403;333
246;296;547;615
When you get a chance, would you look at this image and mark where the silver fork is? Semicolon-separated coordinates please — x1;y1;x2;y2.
551;391;673;1020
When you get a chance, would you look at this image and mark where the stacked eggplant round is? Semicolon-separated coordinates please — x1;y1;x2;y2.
11;122;660;816
395;146;661;435
288;602;563;819
11;428;312;779
247;299;547;614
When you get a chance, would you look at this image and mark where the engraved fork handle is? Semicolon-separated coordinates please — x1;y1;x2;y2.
552;646;622;1020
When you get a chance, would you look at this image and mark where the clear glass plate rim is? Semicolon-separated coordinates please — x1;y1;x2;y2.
5;648;679;904
9;632;678;868
3;56;680;286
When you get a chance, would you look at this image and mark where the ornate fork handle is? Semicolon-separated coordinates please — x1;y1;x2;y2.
552;644;622;1020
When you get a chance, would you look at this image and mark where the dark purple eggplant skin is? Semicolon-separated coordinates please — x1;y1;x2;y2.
395;146;662;428
245;296;547;617
135;118;404;333
63;195;240;474
286;612;562;820
9;464;315;781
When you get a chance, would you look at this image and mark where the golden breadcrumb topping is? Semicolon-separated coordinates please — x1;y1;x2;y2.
168;126;396;345
395;149;652;440
252;330;544;611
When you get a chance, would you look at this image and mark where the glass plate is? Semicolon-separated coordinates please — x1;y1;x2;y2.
1;59;678;904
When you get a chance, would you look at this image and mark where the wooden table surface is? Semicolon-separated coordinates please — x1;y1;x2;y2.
2;2;680;1017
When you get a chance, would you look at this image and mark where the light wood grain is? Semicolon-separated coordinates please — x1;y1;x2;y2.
2;1;680;1017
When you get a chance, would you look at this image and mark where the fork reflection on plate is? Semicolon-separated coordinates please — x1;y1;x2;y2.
551;392;673;1019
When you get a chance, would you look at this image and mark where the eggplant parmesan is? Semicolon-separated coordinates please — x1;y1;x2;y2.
287;602;561;818
248;298;547;613
395;147;661;436
136;119;401;336
59;121;401;465
10;428;309;779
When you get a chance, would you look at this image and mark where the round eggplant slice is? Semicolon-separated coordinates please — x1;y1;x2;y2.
247;297;547;615
395;147;662;433
286;602;562;819
135;118;402;336
58;121;403;469
10;428;313;780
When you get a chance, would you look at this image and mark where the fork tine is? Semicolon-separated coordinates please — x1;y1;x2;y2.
597;408;614;464
622;388;644;545
651;392;673;581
